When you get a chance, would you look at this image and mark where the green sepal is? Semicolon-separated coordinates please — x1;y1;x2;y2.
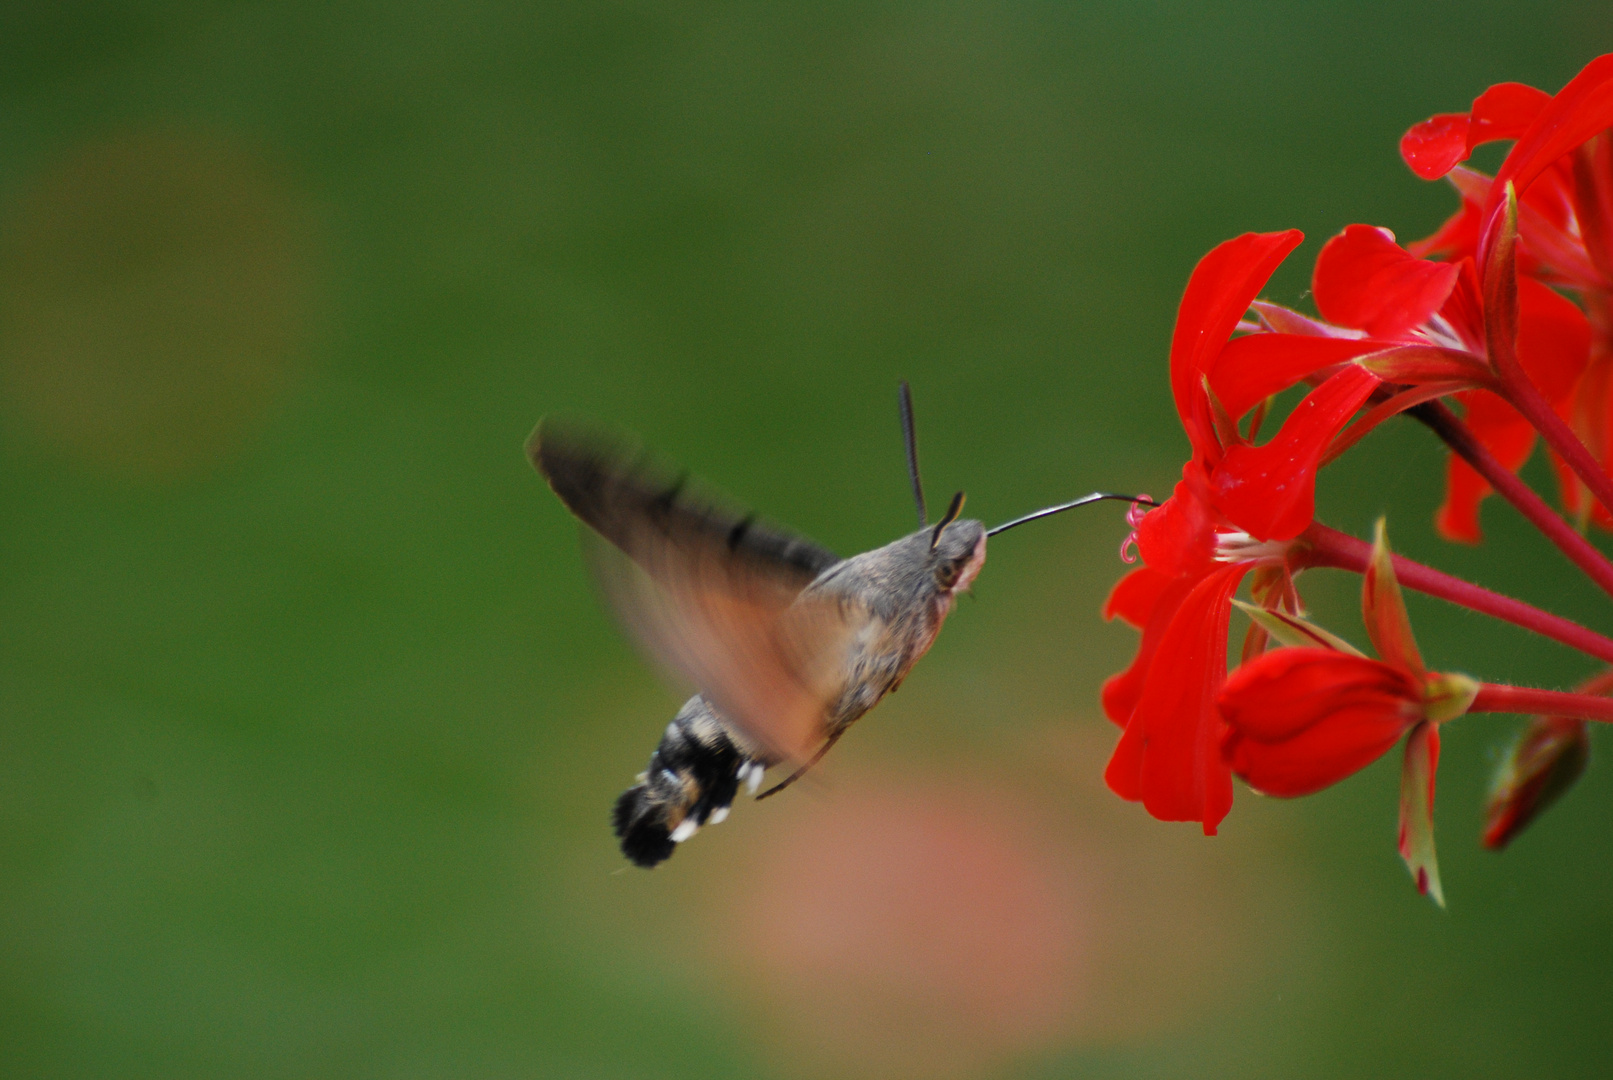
1231;600;1365;657
1423;672;1479;724
1398;722;1446;909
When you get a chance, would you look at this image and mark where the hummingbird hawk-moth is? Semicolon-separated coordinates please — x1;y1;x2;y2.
529;384;1141;868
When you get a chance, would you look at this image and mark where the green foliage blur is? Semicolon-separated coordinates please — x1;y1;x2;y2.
1;3;1610;1077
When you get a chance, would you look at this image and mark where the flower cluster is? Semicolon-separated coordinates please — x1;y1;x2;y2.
1103;54;1613;903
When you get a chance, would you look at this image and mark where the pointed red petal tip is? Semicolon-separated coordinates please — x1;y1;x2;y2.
1482;715;1590;849
1313;225;1461;340
1217;648;1420;798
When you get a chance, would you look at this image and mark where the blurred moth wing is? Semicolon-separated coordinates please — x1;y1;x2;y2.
582;538;854;763
533;420;851;763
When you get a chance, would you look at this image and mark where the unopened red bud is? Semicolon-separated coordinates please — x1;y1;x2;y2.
1482;716;1590;850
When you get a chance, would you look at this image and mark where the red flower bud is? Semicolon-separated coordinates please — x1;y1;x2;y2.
1218;523;1482;796
1482;715;1591;850
1217;648;1422;798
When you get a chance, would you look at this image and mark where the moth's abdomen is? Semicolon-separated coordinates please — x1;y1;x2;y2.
612;695;765;868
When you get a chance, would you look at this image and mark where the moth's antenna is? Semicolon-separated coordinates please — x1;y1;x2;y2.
986;493;1159;537
898;381;927;527
930;491;966;550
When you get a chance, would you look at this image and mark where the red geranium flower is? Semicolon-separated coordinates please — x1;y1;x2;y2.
1401;55;1613;529
1102;231;1381;834
1217;522;1478;905
1403;56;1613;281
1307;223;1590;541
1094;51;1613;905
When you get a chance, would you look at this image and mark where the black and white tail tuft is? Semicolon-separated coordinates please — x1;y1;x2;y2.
611;694;765;868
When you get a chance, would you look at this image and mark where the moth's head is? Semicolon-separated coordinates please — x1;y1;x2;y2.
923;490;986;594
929;517;986;594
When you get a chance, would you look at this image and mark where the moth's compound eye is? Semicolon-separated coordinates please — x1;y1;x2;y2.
934;558;963;589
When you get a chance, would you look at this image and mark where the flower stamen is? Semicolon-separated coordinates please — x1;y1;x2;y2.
1214;530;1293;564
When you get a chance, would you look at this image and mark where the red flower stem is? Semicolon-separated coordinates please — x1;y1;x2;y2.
1493;361;1613;521
1472;683;1613;722
1408;401;1613;601
1299;522;1613;666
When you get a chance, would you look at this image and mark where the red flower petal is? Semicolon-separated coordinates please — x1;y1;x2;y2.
1228;704;1418;799
1484;55;1613;262
1575;128;1613;283
1468;82;1555;146
1101;573;1197;727
1435;452;1489;544
1516;274;1593;402
1559;354;1613;529
1171;231;1304;458
1400;83;1553;181
1210;332;1393;419
1408;160;1596;287
1449;258;1592;535
1103;565;1177;629
1104;700;1147;798
1517;169;1605;286
1464;389;1541;463
1217;648;1420;797
1105;563;1248;834
1211;365;1381;541
1437;257;1488;354
1135;471;1217;578
1436;432;1534;541
1314;225;1461;340
1434;391;1537;543
1401;113;1473;181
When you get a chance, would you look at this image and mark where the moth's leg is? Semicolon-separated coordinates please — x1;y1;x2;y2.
754;727;847;801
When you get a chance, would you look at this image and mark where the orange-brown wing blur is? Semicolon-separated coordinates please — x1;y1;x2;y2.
531;420;849;762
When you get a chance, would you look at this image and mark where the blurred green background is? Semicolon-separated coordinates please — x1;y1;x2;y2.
2;3;1611;1077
